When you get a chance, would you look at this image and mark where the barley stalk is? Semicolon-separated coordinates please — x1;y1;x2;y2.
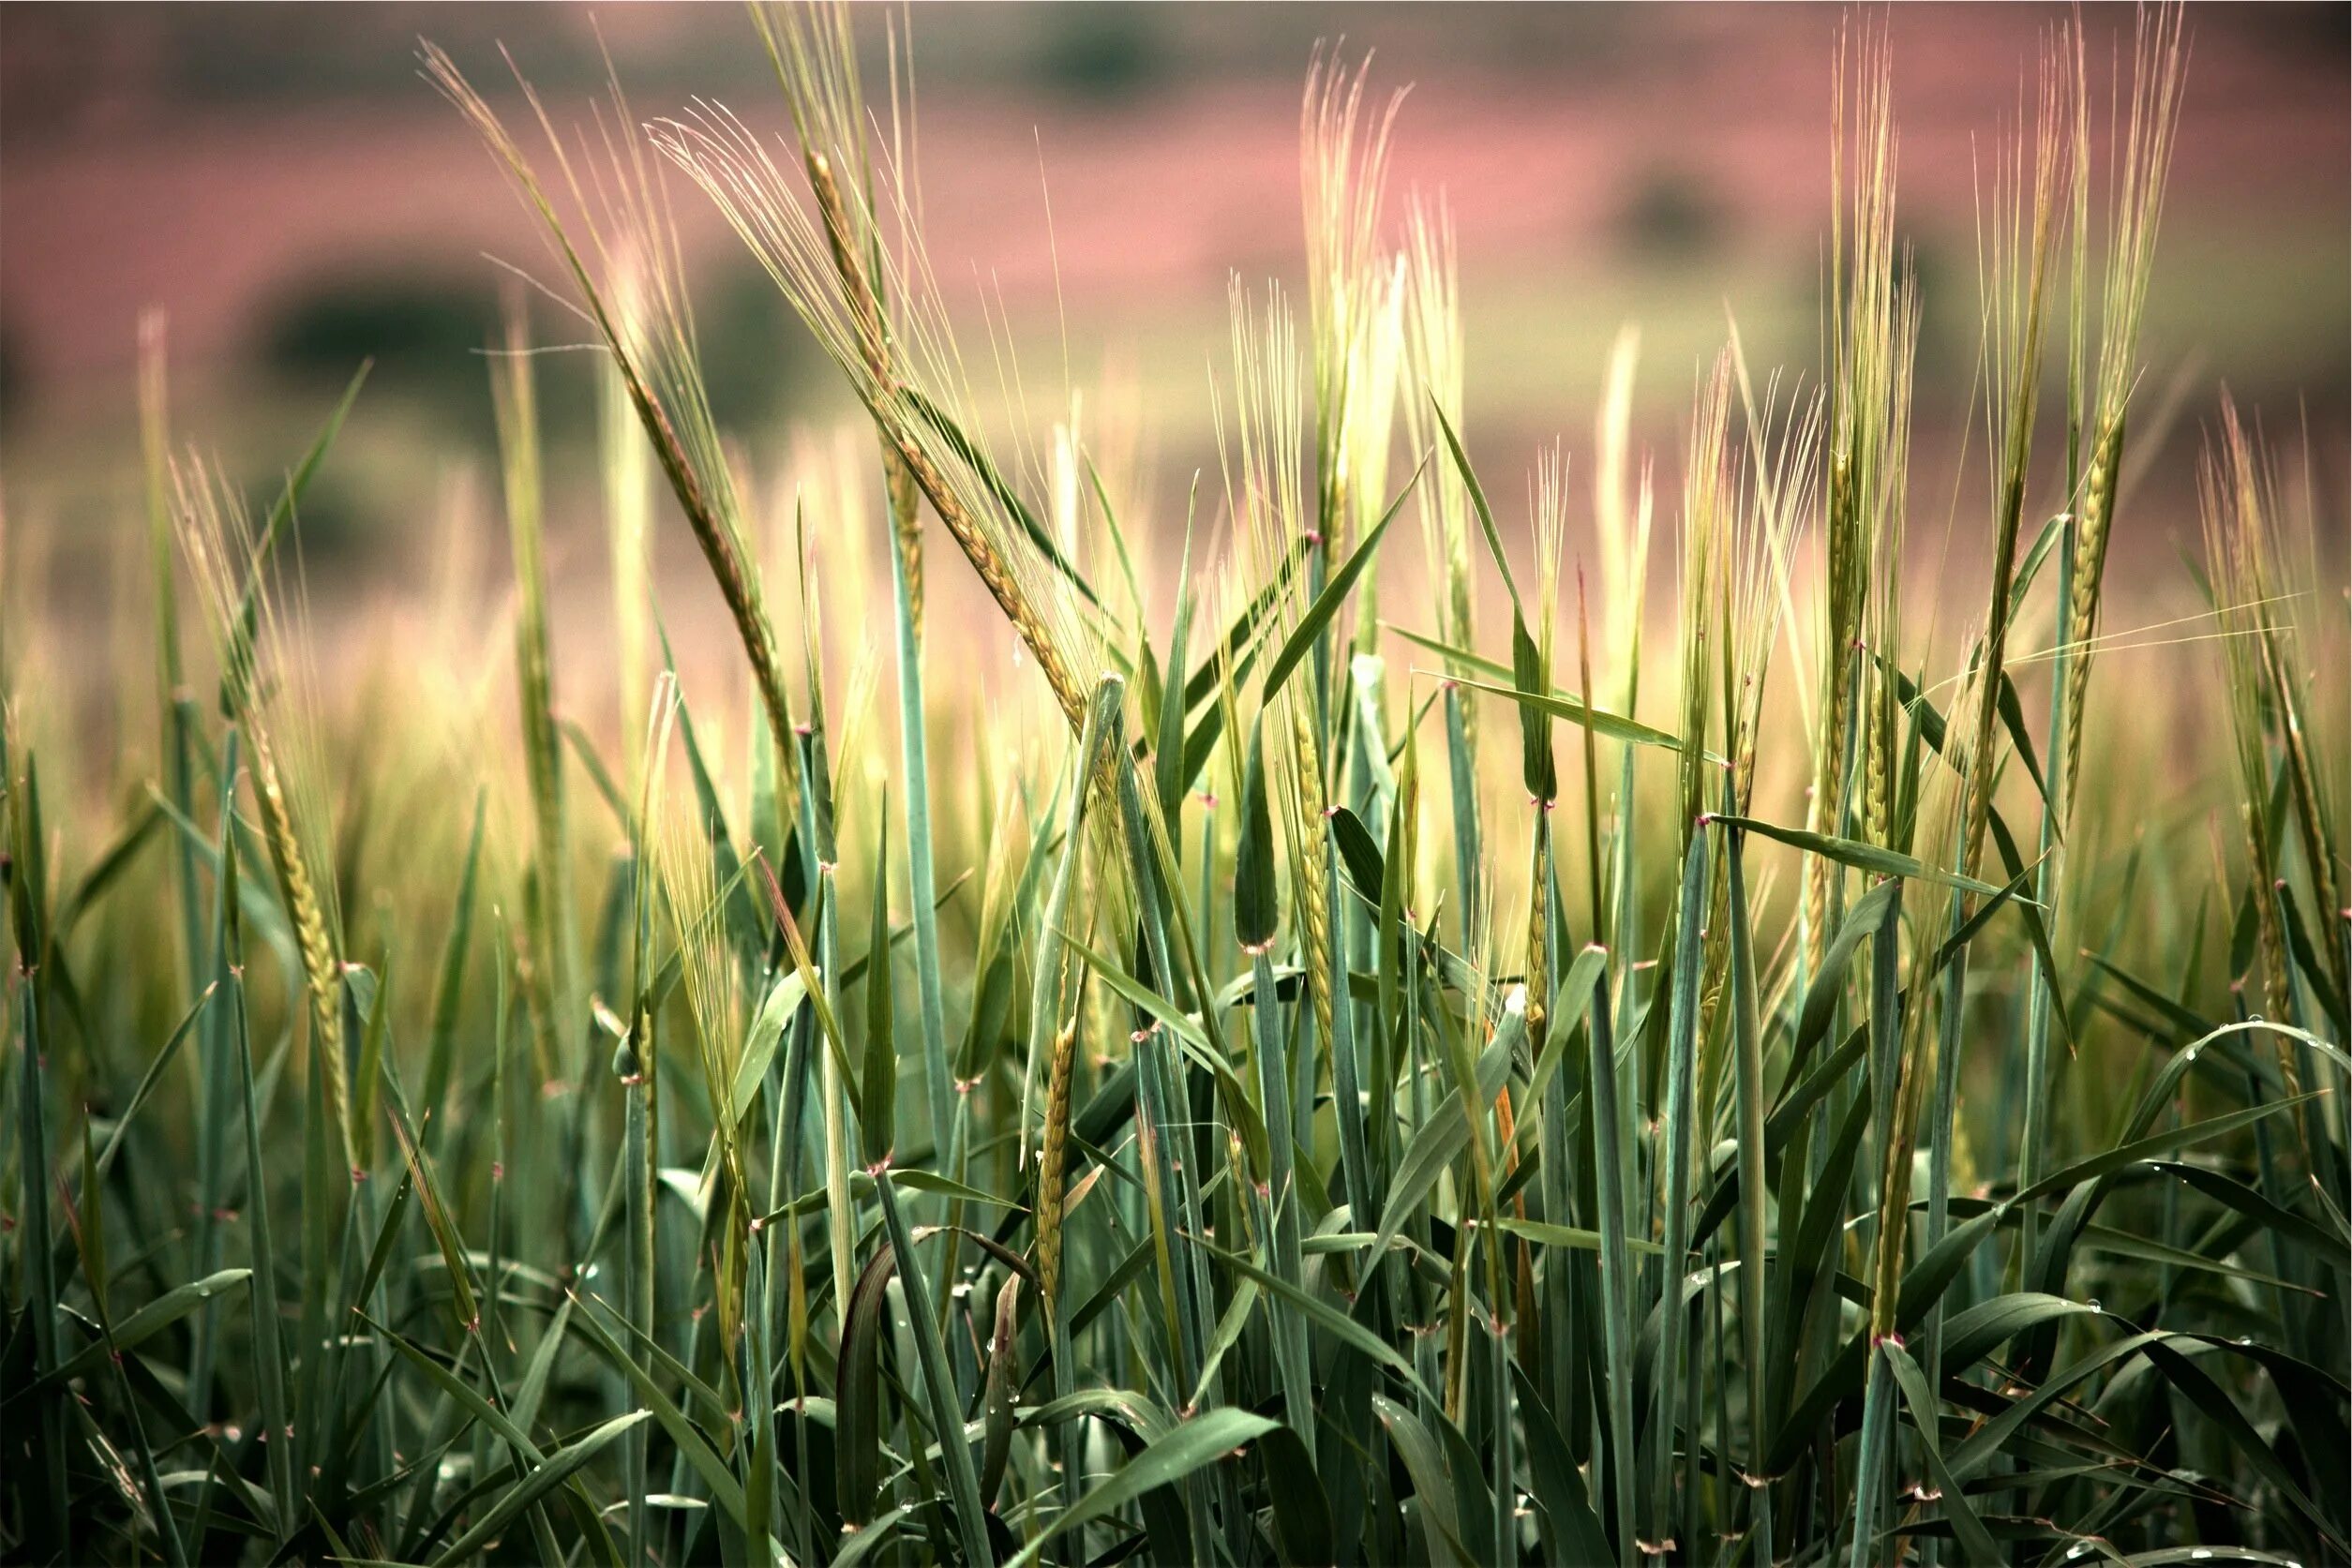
1027;677;1122;1326
1963;35;2070;886
2055;5;2185;822
2201;400;2329;1084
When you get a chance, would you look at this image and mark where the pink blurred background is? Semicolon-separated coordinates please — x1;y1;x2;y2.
4;4;2345;603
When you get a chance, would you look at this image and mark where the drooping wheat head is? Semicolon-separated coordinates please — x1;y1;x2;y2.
426;45;807;829
651;91;1094;739
754;3;930;631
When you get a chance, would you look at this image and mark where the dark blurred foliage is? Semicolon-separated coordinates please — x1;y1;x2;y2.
698;260;823;433
1038;5;1168;103
253;255;816;457
253;464;370;560
0;319;24;428
2229;2;2351;55
1615;166;1726;260
0;2;1817;141
1;6;622;142
262;271;500;428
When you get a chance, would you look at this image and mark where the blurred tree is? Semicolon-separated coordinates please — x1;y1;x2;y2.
262;270;499;426
1037;5;1164;102
1616;165;1725;259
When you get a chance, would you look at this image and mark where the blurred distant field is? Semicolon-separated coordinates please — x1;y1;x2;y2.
5;5;2345;611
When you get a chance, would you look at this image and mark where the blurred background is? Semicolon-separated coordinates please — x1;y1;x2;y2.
4;2;2345;716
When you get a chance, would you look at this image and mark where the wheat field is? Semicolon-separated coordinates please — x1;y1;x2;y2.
2;5;2345;1565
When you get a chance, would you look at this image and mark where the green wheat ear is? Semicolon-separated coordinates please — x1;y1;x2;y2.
170;455;355;1174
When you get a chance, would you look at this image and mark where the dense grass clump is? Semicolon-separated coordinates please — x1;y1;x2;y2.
4;6;2345;1564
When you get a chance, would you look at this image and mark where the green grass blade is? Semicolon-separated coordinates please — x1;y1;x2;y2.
1005;1408;1278;1568
1709;813;2013;900
1260;458;1421;703
426;1411;648;1568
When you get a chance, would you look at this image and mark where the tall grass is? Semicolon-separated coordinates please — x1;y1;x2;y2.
5;6;2346;1566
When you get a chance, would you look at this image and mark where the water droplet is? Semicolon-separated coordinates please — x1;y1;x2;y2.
2066;1546;2089;1561
2192;1552;2213;1561
2087;1299;2101;1312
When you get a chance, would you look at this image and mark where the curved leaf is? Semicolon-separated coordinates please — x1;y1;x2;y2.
1005;1408;1278;1568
